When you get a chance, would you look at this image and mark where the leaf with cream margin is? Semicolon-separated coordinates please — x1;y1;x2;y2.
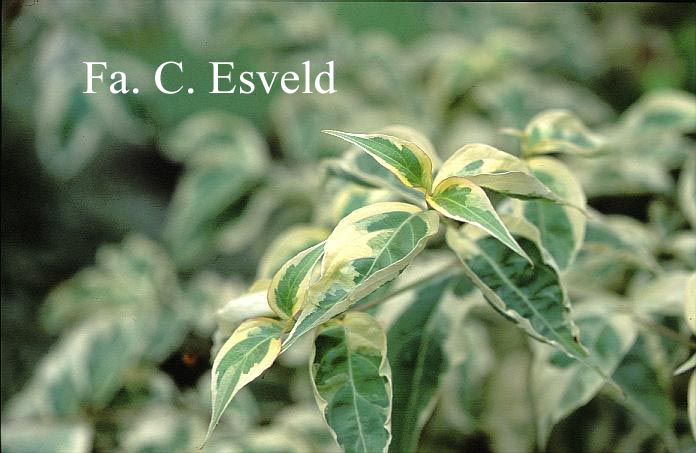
282;202;439;351
531;302;637;448
434;143;559;202
446;218;588;360
257;226;330;279
426;176;530;262
310;312;392;453
323;130;433;193
687;273;696;335
522;109;603;157
378;124;442;170
510;156;587;270
267;241;325;320
204;317;284;446
620;89;696;135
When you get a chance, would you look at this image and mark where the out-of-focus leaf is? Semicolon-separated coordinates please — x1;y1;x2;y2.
318;180;399;228
690;372;696;442
385;275;460;453
620;90;696;135
257;226;330;279
41;236;178;332
679;153;696;230
512;157;586;269
310;312;392;453
204;317;284;445
531;303;637;448
687;273;696;334
628;271;692;318
162;112;269;267
34;29;149;179
323;130;433;193
427;176;529;261
612;338;678;448
522;109;603;157
447;221;588;359
6;314;148;419
1;421;93;453
283;203;439;350
434;144;559;202
267;241;324;320
119;404;206;453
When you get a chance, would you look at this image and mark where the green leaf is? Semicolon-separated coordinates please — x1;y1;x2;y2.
522;109;603;157
205;317;284;445
385;275;457;453
611;337;678;448
512;157;587;269
323;130;433;193
434;144;559;201
283;202;439;351
446;223;587;359
267;241;325;320
427;176;530;262
310;312;392;453
531;303;637;448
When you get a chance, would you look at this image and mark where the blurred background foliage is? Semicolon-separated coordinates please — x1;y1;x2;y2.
1;2;695;452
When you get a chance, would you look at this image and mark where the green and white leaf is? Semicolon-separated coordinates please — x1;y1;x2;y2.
434;144;559;201
509;157;587;269
620;89;696;136
319;181;399;228
257;226;330;279
522;109;603;157
215;281;275;332
378;124;442;170
267;241;325;320
205;317;284;445
446;222;588;359
310;312;392;453
323;130;433;193
427;176;530;261
283;202;439;351
163;112;269;267
531;303;637;448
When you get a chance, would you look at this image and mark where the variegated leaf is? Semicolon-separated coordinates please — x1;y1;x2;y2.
310;312;392;453
531;303;637;448
446;222;587;359
283;202;439;351
690;371;696;442
511;157;586;269
620;90;696;135
205;317;284;445
323;130;433;193
267;241;325;320
434;144;559;201
320;181;399;228
522;109;603;157
426;176;529;261
257;225;330;279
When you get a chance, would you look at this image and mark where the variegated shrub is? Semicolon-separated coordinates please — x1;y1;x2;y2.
204;95;696;452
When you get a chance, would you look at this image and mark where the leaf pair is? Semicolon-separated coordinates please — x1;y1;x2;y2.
205;201;440;446
324;130;567;263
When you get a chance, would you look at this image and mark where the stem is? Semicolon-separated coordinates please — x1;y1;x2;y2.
354;258;462;312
